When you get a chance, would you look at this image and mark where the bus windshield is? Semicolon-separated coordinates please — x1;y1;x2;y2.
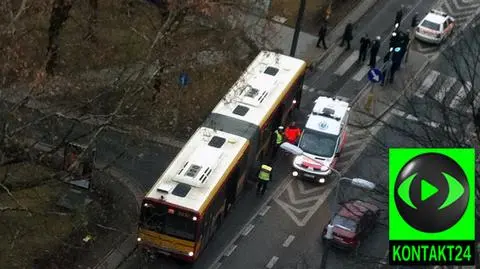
139;202;196;241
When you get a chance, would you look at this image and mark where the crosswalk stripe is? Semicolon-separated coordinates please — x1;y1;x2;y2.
352;56;381;81
318;46;344;71
449;81;472;108
434;76;457;102
467;89;480;114
416;70;441;98
334;50;359;76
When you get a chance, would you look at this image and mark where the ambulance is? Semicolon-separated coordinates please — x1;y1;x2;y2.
291;96;350;183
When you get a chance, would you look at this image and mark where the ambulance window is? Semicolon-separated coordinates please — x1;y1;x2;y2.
443;21;448;30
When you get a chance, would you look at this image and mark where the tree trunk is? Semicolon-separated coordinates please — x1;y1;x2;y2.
85;0;98;42
45;0;74;75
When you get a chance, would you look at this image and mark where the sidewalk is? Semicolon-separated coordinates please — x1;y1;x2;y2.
240;0;378;63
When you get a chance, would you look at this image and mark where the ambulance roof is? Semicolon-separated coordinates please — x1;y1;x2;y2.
305;96;350;136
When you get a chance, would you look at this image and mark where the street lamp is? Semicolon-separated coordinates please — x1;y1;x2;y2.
280;142;376;269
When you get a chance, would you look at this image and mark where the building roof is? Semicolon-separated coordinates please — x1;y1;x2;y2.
211;51;307;127
305;96;350;135
145;127;248;212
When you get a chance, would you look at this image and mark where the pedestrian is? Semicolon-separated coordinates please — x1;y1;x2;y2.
380;48;393;86
340;21;353;50
395;5;404;25
475;108;480;128
257;164;272;196
403;30;411;63
358;34;371;63
316;23;328;49
411;12;419;28
284;121;302;144
369;36;381;67
389;58;401;84
271;126;284;160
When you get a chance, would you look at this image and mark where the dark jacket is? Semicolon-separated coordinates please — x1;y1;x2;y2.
318;25;327;38
360;37;371;50
370;40;380;54
343;23;353;40
395;10;403;23
411;15;419;27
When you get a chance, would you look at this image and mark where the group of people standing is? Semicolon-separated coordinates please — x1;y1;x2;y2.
316;5;418;84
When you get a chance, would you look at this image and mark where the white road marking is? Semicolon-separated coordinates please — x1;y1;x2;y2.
318;46;344;71
449;81;472;108
266;256;279;269
224;244;237;257
416;70;440;98
207;176;294;269
467;89;480;114
275;183;333;226
282;235;295;247
405;114;419;121
391;108;406;117
337;148;358;158
348;128;368;136
241;224;255;236
211;262;222;269
434;76;457;102
352;56;380;81
297;180;324;195
259;205;271;216
334;50;359;76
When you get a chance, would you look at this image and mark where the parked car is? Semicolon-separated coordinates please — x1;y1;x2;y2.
414;9;455;44
322;200;380;250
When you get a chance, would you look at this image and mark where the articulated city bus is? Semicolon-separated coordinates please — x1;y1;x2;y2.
137;51;307;261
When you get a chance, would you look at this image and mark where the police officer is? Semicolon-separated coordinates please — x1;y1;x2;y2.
257;164;272;196
369;36;381;67
358;34;371;63
271;126;284;160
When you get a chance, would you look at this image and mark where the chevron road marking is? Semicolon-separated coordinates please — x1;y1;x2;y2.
296;180;324;195
274;183;332;227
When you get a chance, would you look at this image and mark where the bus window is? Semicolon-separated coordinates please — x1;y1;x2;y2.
140;203;197;241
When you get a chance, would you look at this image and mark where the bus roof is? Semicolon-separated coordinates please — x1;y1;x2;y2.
145;127;249;212
211;51;307;127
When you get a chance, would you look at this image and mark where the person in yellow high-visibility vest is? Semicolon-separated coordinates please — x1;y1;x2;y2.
271;126;284;160
257;164;272;196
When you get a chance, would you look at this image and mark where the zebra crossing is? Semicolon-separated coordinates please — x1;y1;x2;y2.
391;69;478;137
413;69;480;112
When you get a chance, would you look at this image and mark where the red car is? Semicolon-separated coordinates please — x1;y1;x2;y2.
322;200;380;250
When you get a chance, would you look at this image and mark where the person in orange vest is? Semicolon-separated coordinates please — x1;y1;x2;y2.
284;121;302;144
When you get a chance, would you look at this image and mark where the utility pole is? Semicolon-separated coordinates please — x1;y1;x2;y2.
289;0;306;57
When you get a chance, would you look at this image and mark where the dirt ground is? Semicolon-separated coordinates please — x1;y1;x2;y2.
0;161;132;269
269;0;363;34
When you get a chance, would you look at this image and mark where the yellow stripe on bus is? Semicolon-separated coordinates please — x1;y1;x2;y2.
139;228;194;253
